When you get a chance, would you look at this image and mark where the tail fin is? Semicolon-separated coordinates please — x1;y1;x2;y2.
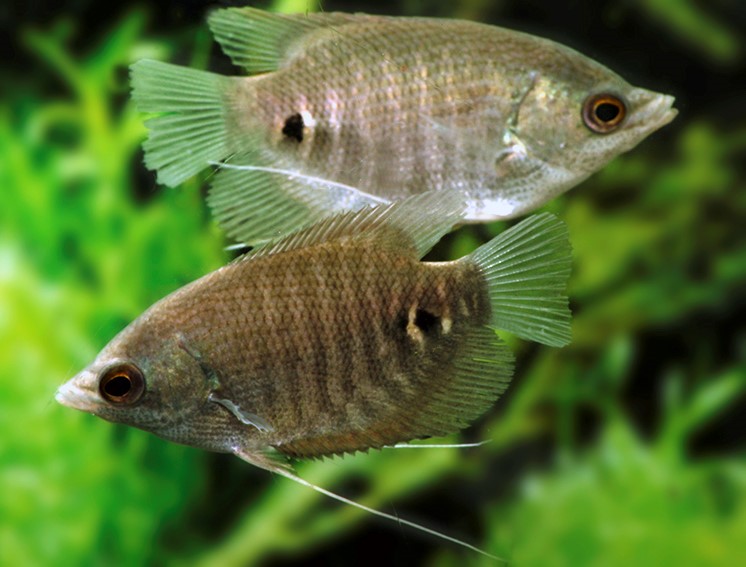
130;59;242;187
469;213;572;347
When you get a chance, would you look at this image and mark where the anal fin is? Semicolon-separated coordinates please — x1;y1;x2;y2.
207;153;387;246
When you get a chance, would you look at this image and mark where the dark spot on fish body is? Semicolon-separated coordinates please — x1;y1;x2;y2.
397;308;441;338
282;112;304;142
414;309;440;335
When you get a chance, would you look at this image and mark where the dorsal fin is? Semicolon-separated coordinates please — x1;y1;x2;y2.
243;192;465;261
208;7;373;73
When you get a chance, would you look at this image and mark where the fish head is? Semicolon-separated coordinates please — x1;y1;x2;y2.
514;80;678;172
493;50;677;216
56;315;218;445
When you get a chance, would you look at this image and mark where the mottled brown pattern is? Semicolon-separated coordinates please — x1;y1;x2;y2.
57;199;572;474
145;238;487;458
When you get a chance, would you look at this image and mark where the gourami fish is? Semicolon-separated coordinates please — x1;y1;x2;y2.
131;7;676;244
56;193;572;557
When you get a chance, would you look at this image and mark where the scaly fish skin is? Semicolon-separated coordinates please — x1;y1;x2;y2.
241;17;672;216
56;193;571;471
132;8;677;244
61;239;486;456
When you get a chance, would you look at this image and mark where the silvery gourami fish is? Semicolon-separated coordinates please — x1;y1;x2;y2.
56;193;571;557
131;7;676;244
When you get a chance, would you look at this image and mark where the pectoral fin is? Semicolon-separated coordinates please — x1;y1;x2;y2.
208;394;274;433
178;336;276;434
493;131;545;180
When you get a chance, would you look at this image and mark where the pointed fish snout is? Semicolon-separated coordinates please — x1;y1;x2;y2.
653;94;678;129
55;372;100;412
634;90;677;130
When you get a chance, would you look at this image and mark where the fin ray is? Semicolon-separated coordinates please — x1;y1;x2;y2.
469;213;572;347
387;440;491;449
270;467;500;559
131;59;241;187
208;7;367;73
207;156;386;246
242;192;465;261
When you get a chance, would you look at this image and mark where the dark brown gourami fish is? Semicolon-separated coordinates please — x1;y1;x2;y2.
131;7;676;244
56;193;571;556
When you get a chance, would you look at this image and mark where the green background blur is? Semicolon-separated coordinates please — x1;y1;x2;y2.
1;0;744;565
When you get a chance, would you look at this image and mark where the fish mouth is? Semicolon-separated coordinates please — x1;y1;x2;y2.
634;91;678;133
55;372;101;413
649;94;678;129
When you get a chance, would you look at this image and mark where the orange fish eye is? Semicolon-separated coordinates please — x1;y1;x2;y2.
582;93;627;133
99;363;145;405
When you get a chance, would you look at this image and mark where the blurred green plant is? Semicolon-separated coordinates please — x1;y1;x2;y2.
1;10;225;566
1;1;744;566
487;366;746;566
635;0;741;64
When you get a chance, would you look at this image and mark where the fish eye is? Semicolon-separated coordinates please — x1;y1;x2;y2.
582;93;627;133
99;363;145;405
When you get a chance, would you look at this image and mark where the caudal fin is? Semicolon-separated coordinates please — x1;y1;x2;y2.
469;213;572;347
130;59;242;187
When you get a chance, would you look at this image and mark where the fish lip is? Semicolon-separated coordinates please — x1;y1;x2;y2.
55;373;100;413
637;92;678;132
651;94;678;129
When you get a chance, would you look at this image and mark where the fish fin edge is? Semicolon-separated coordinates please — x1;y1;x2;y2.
208;7;366;73
240;191;465;261
468;213;573;347
207;156;386;247
130;59;242;187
